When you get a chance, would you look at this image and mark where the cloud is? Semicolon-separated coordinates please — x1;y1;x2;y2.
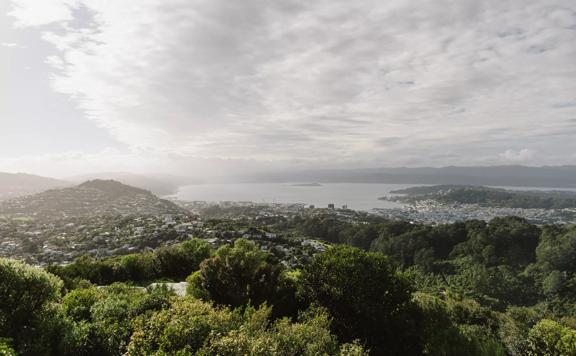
8;0;78;27
0;147;320;179
499;149;536;163
0;148;146;177
1;42;22;48
6;0;576;168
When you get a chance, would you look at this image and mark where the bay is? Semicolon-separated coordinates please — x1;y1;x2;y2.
173;183;417;210
173;183;576;212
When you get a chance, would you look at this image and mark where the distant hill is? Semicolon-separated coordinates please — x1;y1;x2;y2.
0;173;70;200
0;179;188;219
239;165;576;188
68;172;195;196
384;184;576;209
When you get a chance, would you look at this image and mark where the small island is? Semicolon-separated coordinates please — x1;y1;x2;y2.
291;183;323;187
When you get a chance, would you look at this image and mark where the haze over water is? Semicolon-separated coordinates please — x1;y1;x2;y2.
175;183;576;211
176;183;417;210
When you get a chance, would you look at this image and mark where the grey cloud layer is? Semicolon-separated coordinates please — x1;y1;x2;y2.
8;0;576;166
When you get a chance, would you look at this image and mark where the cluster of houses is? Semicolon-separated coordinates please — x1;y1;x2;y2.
374;199;576;225
0;214;199;265
0;207;329;268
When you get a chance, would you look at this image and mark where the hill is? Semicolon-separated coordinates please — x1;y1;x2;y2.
68;172;194;196
0;179;188;219
385;184;576;209
0;172;70;200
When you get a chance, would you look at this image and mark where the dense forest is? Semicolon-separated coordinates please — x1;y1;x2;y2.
386;185;576;209
2;215;576;355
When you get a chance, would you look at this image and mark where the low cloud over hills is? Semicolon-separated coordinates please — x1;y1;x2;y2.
0;173;70;200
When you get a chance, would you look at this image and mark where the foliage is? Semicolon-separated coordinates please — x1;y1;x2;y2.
127;300;367;356
414;291;507;356
187;239;297;317
0;339;16;356
127;297;241;354
155;238;213;280
48;238;213;286
3;214;576;355
498;306;542;356
0;257;64;353
20;282;172;356
526;319;576;355
446;259;538;308
300;245;423;355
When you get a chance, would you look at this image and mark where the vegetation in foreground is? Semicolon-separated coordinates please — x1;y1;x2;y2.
1;215;576;355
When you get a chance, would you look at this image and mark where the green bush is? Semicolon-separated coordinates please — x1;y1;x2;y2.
301;245;423;355
0;258;65;354
526;319;576;355
0;339;16;356
187;239;285;309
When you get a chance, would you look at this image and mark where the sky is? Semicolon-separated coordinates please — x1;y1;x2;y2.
1;0;576;178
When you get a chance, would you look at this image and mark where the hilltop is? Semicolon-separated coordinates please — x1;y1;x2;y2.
0;179;188;219
68;172;195;196
0;172;70;200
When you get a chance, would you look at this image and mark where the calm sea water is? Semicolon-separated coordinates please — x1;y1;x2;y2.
173;183;421;210
173;183;576;211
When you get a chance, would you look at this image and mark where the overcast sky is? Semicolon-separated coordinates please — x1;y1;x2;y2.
2;0;576;178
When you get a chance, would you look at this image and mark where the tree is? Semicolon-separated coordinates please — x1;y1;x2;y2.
61;286;100;322
414;292;506;356
370;226;434;269
300;245;423;355
0;258;67;355
536;226;576;273
447;260;538;308
48;238;214;286
127;299;367;356
155;238;213;280
452;217;540;267
498;306;541;356
58;283;175;356
526;319;576;355
0;339;16;356
0;258;63;336
118;252;158;282
126;297;240;354
187;239;285;309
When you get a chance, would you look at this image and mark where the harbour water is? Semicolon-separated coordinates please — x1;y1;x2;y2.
174;183;421;210
174;183;576;211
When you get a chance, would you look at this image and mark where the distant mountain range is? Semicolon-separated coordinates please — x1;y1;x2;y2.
0;179;188;219
0;173;70;201
239;165;576;188
2;165;576;203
